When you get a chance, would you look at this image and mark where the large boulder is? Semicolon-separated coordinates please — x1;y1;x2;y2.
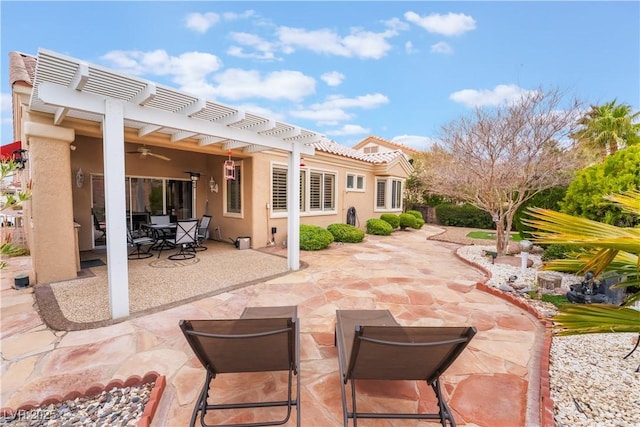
495;255;534;268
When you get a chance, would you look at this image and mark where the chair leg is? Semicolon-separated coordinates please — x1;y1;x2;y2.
128;244;153;260
432;378;456;427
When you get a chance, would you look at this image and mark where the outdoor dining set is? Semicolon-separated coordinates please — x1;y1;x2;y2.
126;214;211;261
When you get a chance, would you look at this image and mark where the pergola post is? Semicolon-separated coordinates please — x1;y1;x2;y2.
287;143;301;270
103;99;130;318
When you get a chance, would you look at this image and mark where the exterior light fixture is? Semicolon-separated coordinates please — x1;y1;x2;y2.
209;176;218;193
76;168;85;188
224;151;235;180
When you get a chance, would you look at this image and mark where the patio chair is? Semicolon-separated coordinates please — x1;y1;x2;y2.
168;219;198;260
92;209;106;242
335;309;476;427
194;214;212;251
179;305;300;427
127;227;156;260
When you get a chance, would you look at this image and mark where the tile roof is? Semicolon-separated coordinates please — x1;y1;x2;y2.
9;52;36;86
311;139;404;163
354;135;421;154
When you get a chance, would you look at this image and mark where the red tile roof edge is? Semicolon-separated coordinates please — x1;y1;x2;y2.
0;372;166;427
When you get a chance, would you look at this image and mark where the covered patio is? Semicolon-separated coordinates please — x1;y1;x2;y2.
21;49;323;320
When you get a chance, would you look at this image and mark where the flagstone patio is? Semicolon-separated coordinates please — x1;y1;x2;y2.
1;226;547;426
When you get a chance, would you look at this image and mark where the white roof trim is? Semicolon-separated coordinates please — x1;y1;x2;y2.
29;49;319;155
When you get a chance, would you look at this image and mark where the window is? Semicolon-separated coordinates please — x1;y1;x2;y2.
391;179;402;209
225;164;242;215
376;179;386;209
271;165;336;214
375;177;404;211
364;146;379;154
346;173;365;191
272;168;287;212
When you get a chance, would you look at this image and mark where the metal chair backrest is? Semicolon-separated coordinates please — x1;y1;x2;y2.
175;219;198;245
198;215;212;238
150;215;171;225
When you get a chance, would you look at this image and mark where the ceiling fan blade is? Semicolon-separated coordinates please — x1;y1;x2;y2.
149;152;171;161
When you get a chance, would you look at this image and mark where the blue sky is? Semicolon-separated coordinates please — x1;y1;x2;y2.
1;1;639;150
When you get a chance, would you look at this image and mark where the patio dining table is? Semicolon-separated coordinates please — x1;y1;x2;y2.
141;222;177;258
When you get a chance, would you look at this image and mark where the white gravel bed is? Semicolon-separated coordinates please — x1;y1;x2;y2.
457;245;640;427
2;382;153;426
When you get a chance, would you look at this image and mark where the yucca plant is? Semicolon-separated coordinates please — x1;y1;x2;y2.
523;189;640;335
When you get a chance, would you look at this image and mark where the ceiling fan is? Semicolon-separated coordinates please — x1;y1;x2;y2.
126;146;171;161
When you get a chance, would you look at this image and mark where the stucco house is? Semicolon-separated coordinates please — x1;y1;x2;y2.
8;48;412;318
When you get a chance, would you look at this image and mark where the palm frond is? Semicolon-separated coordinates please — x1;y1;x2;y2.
553;304;640;335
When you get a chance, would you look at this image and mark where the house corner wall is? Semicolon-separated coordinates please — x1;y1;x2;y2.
24;121;77;283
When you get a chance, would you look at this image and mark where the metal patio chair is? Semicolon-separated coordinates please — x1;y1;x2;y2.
180;305;300;427
335;309;476;427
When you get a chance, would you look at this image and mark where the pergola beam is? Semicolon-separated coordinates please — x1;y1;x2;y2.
38;82;315;155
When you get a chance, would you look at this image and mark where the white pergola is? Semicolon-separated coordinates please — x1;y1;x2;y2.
28;48;319;319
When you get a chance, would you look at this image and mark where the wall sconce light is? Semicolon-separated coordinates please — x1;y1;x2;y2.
76;168;85;188
12;149;28;169
300;157;306;167
209;176;218;193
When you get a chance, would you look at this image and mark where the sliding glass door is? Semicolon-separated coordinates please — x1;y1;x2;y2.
91;175;193;248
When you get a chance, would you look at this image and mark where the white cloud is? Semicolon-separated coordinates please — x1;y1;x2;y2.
1;92;11;114
276;26;396;59
320;71;345;87
208;69;316;102
449;84;538;108
290;93;388;126
405;41;416;54
392;135;439;151
383;17;411;32
185;12;220;33
405;11;476;36
222;10;256;21
289;108;353;126
313;93;389;110
100;50;223;89
326;124;370;136
228;32;279;60
431;41;453;54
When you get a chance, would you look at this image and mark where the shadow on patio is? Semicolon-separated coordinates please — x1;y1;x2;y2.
34;241;292;331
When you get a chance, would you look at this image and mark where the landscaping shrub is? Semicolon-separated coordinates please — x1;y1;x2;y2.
406;210;424;220
327;223;365;243
406;210;426;229
541;244;574;262
399;213;417;230
435;203;494;229
515;186;567;239
366;218;393;236
300;224;334;250
379;213;400;229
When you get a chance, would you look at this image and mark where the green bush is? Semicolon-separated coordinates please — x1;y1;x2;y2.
435;203;494;229
366;218;393;236
380;213;400;229
406;210;424;220
541;244;574;262
300;224;334;250
560;145;640;226
412;217;425;229
327;223;365;243
399;213;417;229
515;186;567;239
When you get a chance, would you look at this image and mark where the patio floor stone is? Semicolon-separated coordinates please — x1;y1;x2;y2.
0;227;547;426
